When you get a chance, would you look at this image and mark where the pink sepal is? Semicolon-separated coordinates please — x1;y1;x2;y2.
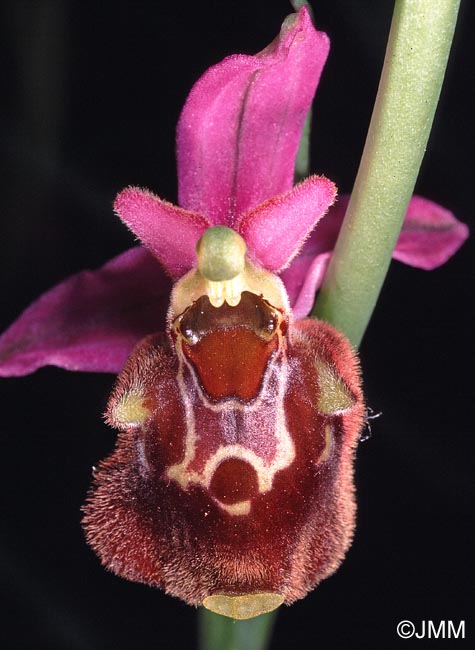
176;7;330;224
282;194;468;318
393;195;469;270
282;252;331;319
0;248;170;376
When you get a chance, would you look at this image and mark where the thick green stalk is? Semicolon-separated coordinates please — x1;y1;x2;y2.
198;609;277;650
313;0;460;346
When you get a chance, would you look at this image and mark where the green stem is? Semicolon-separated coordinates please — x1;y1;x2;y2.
313;0;460;346
198;609;277;650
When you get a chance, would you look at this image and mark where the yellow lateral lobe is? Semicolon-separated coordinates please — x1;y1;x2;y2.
315;359;354;415
113;392;150;427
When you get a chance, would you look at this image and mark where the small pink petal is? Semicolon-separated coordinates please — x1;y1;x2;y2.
238;175;336;272
114;187;212;278
177;7;330;225
0;248;171;376
394;195;469;270
283;252;332;319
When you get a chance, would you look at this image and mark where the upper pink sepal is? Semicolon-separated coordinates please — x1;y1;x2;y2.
393;195;469;269
114;187;212;278
0;248;170;376
238;175;336;272
176;7;330;224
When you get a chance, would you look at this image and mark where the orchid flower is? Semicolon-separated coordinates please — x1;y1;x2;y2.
0;8;466;379
0;5;467;621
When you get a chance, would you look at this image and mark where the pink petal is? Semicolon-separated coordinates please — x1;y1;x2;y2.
177;7;330;225
237;175;336;272
114;187;212;278
0;248;171;376
394;195;469;270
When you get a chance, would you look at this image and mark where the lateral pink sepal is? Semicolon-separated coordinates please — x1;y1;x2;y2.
0;247;170;376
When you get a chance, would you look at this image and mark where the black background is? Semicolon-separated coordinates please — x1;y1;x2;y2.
1;1;473;649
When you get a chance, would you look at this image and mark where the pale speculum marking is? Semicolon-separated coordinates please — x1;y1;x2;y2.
166;232;295;517
166;337;295;516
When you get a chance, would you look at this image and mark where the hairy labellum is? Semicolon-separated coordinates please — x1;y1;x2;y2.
83;227;364;619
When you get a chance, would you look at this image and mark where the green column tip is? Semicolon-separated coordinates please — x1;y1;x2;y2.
197;226;247;282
